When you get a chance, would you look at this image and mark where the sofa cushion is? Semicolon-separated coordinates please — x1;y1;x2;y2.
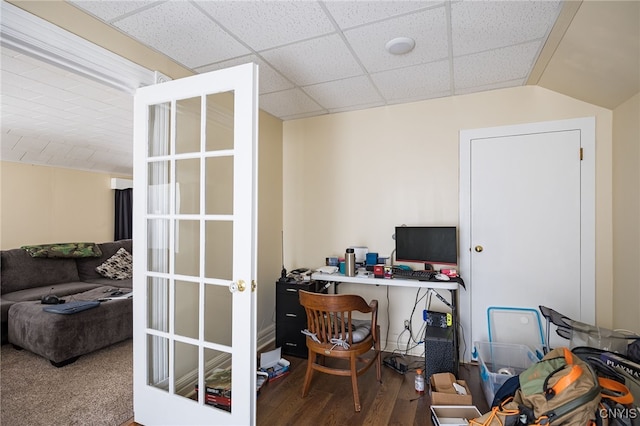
1;249;80;295
76;240;132;281
1;282;104;303
1;298;16;324
95;248;132;280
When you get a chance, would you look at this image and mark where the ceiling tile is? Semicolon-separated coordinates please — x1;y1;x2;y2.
1;79;46;101
41;141;73;157
328;100;386;115
303;75;383;110
261;34;362;86
345;6;448;73
451;1;562;57
111;1;251;68
69;0;154;22
454;41;541;90
194;55;295;94
195;0;335;51
0;131;21;149
324;1;442;29
13;135;50;153
0;51;39;75
260;88;324;118
455;78;525;96
371;59;450;100
0;145;25;162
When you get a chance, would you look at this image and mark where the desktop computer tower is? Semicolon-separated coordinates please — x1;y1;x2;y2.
424;325;455;381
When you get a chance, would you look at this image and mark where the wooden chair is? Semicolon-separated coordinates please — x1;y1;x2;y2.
298;290;381;412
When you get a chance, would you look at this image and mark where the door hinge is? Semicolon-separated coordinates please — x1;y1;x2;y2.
580;147;583;160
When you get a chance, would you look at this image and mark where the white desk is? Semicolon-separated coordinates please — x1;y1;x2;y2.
311;272;461;376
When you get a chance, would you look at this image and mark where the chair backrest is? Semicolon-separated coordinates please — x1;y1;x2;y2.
299;291;376;346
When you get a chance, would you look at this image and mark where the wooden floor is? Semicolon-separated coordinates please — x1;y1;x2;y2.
256;352;489;426
122;351;489;426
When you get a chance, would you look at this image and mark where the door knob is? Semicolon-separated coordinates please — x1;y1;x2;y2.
229;280;246;293
474;245;484;252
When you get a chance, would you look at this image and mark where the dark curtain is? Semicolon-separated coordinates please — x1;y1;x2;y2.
114;188;133;240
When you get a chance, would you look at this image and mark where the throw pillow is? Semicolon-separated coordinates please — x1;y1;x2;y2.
22;242;103;258
96;247;132;280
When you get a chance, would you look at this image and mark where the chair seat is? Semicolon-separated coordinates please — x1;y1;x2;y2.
306;333;374;358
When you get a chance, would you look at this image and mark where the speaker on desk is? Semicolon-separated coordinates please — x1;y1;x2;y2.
424;325;455;381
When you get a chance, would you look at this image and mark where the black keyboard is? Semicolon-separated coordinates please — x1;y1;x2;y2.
392;268;435;281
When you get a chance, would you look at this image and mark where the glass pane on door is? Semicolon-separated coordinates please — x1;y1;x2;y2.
176;97;201;154
205;156;233;215
175;220;199;276
202;347;232;413
204;284;232;346
175;280;199;339
176;158;200;215
148;102;171;157
205;92;234;151
205;221;233;280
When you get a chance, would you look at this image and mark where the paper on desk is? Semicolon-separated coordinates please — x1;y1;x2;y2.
260;347;281;369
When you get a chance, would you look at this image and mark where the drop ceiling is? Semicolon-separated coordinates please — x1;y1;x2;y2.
1;0;638;175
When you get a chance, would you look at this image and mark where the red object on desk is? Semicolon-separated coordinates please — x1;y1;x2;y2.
441;268;458;277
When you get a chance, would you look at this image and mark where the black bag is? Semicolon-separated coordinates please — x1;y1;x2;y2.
572;346;638;426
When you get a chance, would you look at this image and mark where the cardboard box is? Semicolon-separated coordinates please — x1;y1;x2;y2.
430;405;482;426
430;372;473;405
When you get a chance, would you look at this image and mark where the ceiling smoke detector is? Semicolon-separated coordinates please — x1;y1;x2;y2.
385;37;415;55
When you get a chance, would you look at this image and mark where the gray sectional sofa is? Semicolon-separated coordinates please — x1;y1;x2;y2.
0;239;133;366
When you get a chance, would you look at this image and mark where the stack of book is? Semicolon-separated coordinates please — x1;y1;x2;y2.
260;358;290;381
195;368;231;412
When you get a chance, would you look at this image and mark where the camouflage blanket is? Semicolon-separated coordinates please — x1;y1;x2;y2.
21;242;102;258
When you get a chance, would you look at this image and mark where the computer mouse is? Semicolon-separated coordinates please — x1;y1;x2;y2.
435;273;450;281
42;294;61;304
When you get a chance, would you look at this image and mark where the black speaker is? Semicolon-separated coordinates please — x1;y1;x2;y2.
424;326;455;381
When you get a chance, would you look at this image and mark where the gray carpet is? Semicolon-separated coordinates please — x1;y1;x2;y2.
1;338;133;426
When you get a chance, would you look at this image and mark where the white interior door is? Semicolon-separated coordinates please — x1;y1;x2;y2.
459;117;595;361
132;63;259;425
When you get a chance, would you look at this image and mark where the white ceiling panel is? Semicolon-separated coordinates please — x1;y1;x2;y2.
345;7;449;73
259;88;324;118
323;1;441;29
65;0;154;23
194;54;295;95
371;60;450;100
303;75;383;110
261;34;363;86
111;1;251;68
41;141;73;157
454;41;541;89
451;1;562;57
196;0;335;51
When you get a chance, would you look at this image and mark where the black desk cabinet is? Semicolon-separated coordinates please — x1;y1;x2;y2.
275;279;326;358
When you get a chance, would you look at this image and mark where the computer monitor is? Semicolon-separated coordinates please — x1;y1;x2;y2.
395;226;457;267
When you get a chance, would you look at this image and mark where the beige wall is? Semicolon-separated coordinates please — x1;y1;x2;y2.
283;85;615;353
256;110;284;344
612;93;640;332
0;162;125;249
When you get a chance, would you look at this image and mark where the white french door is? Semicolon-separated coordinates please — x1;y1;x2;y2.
132;63;259;425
